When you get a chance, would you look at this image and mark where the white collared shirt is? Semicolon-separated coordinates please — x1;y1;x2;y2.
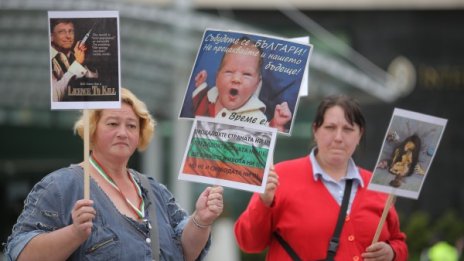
309;147;364;213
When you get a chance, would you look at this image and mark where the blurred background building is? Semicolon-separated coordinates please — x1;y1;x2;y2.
1;0;463;260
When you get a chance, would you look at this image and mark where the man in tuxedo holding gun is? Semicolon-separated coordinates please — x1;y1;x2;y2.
50;19;98;102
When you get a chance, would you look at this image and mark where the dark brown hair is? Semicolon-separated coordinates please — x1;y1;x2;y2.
50;19;74;33
313;95;366;140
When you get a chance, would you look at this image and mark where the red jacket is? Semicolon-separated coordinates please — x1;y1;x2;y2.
234;156;408;261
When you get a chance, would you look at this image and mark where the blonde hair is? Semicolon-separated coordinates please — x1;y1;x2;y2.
74;88;156;151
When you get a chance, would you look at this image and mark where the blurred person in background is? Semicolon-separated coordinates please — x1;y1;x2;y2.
426;241;459;261
420;233;460;261
4;88;224;261
234;94;408;261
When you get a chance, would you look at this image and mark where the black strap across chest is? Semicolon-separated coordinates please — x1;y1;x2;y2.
274;179;354;261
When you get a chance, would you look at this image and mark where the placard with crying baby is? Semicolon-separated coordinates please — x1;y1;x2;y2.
179;29;312;135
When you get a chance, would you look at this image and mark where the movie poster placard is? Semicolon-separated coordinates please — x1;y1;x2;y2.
179;116;277;193
48;11;120;109
368;108;447;199
179;29;313;135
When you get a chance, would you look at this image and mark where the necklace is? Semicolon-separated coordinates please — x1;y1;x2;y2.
90;156;145;219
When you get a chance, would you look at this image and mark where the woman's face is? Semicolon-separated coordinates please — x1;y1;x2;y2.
92;103;140;161
313;105;363;169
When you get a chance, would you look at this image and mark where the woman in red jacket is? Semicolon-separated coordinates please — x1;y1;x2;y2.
234;95;408;261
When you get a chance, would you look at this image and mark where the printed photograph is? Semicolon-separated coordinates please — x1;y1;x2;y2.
179;29;312;135
368;108;447;199
48;11;120;110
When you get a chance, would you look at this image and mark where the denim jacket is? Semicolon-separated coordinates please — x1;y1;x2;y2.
4;165;210;261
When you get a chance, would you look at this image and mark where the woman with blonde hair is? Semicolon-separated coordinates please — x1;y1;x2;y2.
5;88;224;261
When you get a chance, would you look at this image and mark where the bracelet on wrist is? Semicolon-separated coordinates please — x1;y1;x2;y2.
192;215;211;229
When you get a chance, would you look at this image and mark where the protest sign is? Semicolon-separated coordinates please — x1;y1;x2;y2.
179;29;312;135
179;117;277;193
368;108;447;243
368;108;447;199
48;10;120;199
49;11;121;110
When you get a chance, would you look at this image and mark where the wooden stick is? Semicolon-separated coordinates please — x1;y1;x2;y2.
83;109;90;200
372;193;396;244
